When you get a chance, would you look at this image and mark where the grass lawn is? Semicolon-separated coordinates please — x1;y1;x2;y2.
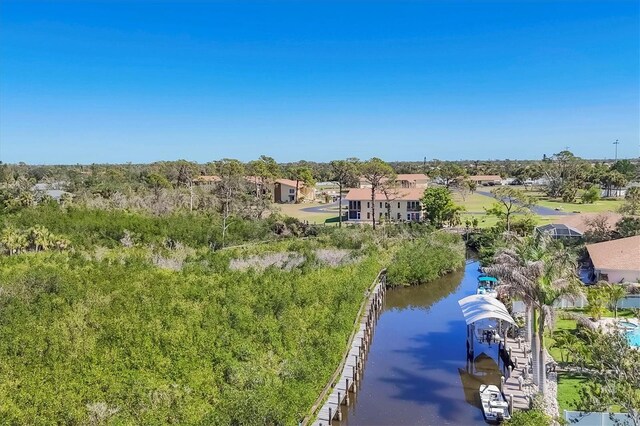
276;202;339;224
534;197;623;214
557;372;590;412
453;191;497;213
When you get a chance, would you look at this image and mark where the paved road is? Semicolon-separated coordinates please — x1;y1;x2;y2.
475;190;572;216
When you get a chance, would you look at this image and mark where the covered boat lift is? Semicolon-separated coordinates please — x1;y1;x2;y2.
458;294;516;356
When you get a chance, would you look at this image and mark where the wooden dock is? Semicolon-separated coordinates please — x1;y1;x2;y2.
303;271;387;426
500;337;535;411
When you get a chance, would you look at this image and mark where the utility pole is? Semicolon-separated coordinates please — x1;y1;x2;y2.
613;139;620;161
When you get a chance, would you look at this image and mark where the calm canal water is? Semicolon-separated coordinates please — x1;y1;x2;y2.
337;260;502;425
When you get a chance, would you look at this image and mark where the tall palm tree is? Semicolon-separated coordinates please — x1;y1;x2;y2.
485;235;581;397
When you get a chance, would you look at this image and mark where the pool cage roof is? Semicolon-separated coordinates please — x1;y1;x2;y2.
536;224;583;238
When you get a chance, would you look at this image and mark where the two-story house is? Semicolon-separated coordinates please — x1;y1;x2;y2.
345;188;424;223
274;179;316;203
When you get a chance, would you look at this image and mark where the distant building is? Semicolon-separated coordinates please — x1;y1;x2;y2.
358;174;429;189
467;175;503;186
395;174;430;188
586;236;640;283
274;179;316;203
345;187;423;222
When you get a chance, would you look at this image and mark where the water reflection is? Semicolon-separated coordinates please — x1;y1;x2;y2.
338;261;498;425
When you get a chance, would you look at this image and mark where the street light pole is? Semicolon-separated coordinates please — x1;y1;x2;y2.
613;139;620;161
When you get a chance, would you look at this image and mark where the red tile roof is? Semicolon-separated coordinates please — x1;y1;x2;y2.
345;187;424;201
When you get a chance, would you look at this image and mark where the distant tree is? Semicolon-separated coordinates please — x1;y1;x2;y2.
214;159;246;247
581;185;601;204
145;172;172;199
584;214;614;243
360;158;395;229
435;162;466;189
458;179;477;202
610;159;638;181
485;187;532;233
600;170;628;198
543;150;585;201
620;187;640;215
289;166;315;203
616;216;640;237
330;158;360;227
247;155;280;218
421;187;463;228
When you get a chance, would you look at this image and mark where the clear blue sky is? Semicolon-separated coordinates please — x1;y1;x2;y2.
1;0;638;164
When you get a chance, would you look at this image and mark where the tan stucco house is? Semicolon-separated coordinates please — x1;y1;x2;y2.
345;187;424;222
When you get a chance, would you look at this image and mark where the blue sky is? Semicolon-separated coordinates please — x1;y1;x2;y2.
1;0;638;164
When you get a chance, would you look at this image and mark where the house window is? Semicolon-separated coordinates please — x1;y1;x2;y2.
289;189;295;194
367;202;370;208
367;212;370;219
407;214;411;220
398;202;400;208
379;202;382;208
379;212;383;218
397;212;401;219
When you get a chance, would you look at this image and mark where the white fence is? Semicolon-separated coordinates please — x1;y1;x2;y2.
564;410;633;425
555;295;640;310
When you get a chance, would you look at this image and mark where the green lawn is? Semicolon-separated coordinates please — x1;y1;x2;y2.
276;203;339;224
534;197;623;214
557;372;590;412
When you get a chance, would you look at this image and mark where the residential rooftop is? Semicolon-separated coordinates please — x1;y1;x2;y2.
586;235;640;273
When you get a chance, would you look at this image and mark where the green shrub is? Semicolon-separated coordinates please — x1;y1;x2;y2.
387;232;465;285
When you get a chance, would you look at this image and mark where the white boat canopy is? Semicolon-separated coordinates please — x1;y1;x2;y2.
458;294;516;326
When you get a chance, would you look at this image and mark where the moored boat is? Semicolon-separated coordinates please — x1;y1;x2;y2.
477;275;499;297
479;384;511;423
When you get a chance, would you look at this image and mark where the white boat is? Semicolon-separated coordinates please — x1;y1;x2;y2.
479;384;511;423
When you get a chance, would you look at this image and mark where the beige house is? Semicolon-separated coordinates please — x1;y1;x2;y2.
396;174;430;188
359;174;429;189
586;236;640;283
274;178;316;203
468;175;502;186
345;187;424;222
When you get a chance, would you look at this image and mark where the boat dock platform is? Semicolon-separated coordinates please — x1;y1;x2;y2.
304;272;387;426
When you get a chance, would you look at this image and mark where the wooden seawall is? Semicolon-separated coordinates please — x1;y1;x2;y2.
302;270;387;426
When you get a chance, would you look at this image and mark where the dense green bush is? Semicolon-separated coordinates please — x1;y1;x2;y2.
504;409;552;426
0;249;384;424
387;232;466;285
1;205;277;249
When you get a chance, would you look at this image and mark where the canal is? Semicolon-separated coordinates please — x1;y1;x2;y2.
337;260;502;425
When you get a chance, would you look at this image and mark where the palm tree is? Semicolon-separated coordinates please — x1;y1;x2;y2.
603;282;627;318
0;227;27;255
485;235;581;397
